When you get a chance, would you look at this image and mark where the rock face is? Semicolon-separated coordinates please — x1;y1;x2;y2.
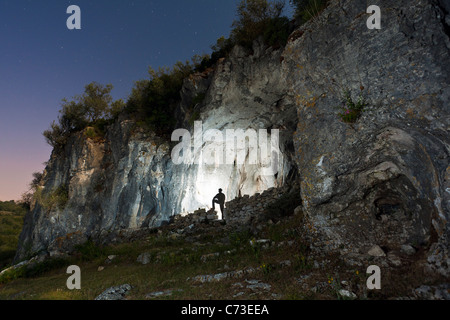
14;0;450;280
282;0;450;276
15;38;297;261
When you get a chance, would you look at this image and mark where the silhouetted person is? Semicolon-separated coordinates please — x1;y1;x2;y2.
212;188;226;219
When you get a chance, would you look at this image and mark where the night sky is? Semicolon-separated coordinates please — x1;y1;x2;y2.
0;1;294;201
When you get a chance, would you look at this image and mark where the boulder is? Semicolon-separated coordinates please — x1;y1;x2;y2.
94;284;133;300
284;0;450;276
367;245;386;257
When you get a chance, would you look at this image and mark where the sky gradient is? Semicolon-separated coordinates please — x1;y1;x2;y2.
0;0;294;201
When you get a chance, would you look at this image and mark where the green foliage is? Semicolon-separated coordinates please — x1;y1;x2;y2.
190;92;206;109
188;111;201;127
192;0;291;73
19;171;44;211
260;262;274;275
290;0;329;24
263;16;291;48
203;0;291;63
231;0;287;50
0;201;26;215
42;0;294;146
22;258;70;279
0;210;25;270
109;99;126;120
337;89;368;123
43;82;123;149
43;120;68;150
30;172;43;189
34;185;69;212
210;36;235;64
0;257;70;284
125;61;195;135
187;92;206;126
81;82;114;122
190;53;214;73
229;229;253;249
249;238;262;259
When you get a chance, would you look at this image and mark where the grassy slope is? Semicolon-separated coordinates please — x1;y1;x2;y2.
0;213;324;300
0;205;439;300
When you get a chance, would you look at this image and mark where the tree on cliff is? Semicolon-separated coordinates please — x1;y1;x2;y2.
43;82;124;149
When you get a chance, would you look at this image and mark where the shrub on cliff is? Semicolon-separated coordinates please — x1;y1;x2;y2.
43;121;68;150
125;61;194;135
43;82;124;149
290;0;329;24
263;16;291;48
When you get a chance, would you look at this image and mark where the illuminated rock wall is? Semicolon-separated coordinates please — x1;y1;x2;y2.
15;38;298;261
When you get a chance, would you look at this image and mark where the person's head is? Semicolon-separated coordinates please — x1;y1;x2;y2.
219;188;223;193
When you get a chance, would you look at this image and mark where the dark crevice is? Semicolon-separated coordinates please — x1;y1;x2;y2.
436;0;450;39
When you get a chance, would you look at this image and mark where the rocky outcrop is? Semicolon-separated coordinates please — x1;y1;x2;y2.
282;0;449;276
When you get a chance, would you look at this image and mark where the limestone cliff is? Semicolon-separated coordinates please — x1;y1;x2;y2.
15;0;450;280
15;38;297;261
